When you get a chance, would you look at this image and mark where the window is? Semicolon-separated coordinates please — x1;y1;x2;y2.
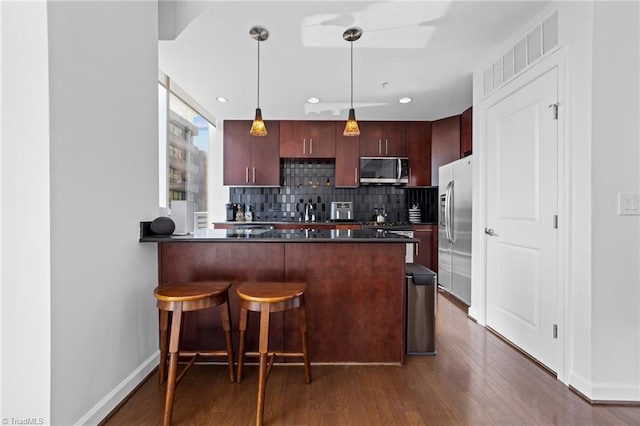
159;77;213;225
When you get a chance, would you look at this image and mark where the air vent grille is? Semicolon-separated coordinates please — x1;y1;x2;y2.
483;10;559;97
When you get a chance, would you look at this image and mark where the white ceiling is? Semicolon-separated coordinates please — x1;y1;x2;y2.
158;1;551;124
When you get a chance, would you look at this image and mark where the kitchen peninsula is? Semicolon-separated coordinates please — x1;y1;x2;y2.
141;227;416;364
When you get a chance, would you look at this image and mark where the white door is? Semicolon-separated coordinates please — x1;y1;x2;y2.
485;68;558;372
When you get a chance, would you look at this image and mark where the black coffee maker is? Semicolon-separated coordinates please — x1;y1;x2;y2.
225;203;236;221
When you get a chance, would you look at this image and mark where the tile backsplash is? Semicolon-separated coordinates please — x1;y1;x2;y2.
229;159;438;223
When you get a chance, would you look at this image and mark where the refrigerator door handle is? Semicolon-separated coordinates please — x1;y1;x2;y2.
445;180;454;243
448;180;456;244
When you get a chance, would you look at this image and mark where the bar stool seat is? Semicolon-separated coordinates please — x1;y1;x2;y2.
154;281;235;426
236;281;311;426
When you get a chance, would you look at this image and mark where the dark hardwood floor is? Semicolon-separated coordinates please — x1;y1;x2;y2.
103;292;639;425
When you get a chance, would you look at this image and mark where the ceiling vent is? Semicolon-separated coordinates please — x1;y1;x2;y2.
483;10;559;97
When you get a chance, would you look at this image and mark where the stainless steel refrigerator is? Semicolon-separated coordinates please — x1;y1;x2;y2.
438;156;473;306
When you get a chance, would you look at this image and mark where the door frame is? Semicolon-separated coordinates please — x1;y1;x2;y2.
471;46;570;384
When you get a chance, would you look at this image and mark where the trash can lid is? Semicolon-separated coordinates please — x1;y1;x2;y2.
405;262;436;285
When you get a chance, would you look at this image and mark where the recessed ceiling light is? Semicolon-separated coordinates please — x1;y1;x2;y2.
216;97;229;103
307;97;320;104
398;97;412;104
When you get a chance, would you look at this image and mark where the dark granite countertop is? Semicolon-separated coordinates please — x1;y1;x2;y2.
140;227;418;243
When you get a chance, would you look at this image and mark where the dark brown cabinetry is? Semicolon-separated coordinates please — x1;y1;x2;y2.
359;121;407;157
335;121;360;187
460;107;472;158
413;224;437;272
405;121;432;187
223;120;280;186
279;121;336;158
431;116;461;186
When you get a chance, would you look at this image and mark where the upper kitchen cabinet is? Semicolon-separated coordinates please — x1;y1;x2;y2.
406;121;432;187
223;120;281;186
431;116;460;186
279;120;336;158
460;106;473;158
335;122;360;188
359;121;407;157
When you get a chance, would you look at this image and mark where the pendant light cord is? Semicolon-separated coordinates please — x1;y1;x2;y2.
350;41;354;109
256;40;261;108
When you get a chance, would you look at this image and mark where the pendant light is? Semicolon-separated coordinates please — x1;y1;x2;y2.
343;27;363;137
249;26;269;136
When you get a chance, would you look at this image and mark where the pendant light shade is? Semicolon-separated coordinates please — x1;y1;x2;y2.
250;26;269;136
343;27;362;137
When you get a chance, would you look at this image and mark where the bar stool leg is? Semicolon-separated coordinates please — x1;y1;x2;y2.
158;309;170;384
237;306;248;383
298;296;312;384
256;304;271;426
163;303;183;426
220;295;236;383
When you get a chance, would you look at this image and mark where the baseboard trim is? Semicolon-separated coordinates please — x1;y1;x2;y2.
76;350;159;426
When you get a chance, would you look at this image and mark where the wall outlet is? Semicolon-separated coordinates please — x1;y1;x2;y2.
618;192;640;216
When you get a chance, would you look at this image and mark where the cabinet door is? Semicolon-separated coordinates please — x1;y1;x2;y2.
414;225;435;270
460;106;473;157
307;121;336;158
382;121;407;156
335;122;360;187
358;121;384;156
251;120;280;185
359;121;407;156
279;121;307;158
431;115;461;185
223;120;253;185
406;121;431;187
280;121;336;158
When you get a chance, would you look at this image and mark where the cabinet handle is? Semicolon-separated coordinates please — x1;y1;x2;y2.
309;138;313;155
416;243;419;256
252;167;256;183
385;139;389;155
378;139;382;155
303;138;306;155
355;167;358;184
409;167;412;181
245;167;249;183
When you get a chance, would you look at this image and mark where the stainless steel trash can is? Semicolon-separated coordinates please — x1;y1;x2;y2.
405;263;437;355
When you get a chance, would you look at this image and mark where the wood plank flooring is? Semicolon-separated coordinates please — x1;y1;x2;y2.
103;292;639;425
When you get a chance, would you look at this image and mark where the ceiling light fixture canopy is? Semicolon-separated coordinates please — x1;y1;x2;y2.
249;26;269;136
343;27;362;137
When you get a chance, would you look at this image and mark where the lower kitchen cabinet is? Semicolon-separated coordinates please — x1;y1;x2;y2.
414;224;437;272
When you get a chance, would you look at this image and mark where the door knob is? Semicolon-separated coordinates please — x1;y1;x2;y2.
484;228;499;236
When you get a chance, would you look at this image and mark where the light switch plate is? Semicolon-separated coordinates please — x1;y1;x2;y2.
618;192;640;216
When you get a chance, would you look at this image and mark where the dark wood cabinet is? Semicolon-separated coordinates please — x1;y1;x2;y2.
460;107;472;157
359;121;407;157
279;120;336;158
335;121;360;187
223;120;281;186
431;116;461;186
405;121;432;187
414;224;437;272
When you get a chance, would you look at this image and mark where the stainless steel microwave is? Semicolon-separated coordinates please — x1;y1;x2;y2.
359;157;409;184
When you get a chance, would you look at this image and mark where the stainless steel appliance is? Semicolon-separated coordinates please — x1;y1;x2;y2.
330;201;354;220
359;157;409;184
438;156;473;306
405;263;437;355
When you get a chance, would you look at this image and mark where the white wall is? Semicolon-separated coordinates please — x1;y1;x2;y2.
0;1;52;421
47;1;160;424
589;0;640;400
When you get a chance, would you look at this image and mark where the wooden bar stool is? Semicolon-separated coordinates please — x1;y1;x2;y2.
236;281;312;426
154;281;235;426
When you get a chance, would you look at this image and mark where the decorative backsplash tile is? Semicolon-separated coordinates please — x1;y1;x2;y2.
229;159;437;223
